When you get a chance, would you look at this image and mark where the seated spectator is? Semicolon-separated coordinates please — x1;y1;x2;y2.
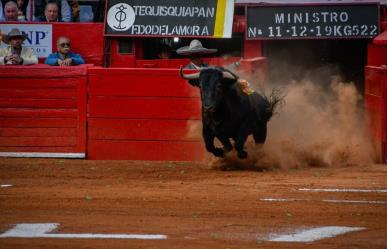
37;1;59;21
89;0;104;22
0;28;38;65
2;1;25;21
45;36;84;66
16;0;26;20
0;0;4;21
34;0;71;22
69;0;79;22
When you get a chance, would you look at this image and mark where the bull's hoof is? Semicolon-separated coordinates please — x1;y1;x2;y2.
237;150;248;159
212;148;224;157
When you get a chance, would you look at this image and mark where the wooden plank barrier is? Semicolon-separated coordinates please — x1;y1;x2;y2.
87;68;206;161
0;65;87;158
365;66;387;162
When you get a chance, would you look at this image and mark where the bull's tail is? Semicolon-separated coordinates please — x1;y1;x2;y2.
264;88;285;121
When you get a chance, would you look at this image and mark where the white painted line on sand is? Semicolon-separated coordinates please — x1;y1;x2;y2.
260;198;387;204
268;226;365;242
0;223;167;240
1;184;13;188
322;199;387;204
0;152;85;158
299;188;387;193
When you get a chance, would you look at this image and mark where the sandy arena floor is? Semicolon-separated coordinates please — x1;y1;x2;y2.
0;158;386;249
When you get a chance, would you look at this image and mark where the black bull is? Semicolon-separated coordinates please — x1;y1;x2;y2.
180;67;282;159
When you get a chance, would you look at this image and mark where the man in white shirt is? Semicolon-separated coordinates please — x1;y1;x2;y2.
0;28;38;65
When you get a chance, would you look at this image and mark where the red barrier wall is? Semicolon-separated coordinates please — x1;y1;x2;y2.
0;65;87;158
87;68;206;161
365;66;387;162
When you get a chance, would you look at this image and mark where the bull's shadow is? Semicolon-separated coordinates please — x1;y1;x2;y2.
180;67;284;161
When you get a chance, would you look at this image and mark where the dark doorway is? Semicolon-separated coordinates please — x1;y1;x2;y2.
263;39;369;93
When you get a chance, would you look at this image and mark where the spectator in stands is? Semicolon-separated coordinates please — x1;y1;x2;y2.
2;1;25;21
0;0;4;21
176;39;217;70
69;0;79;22
0;28;38;65
16;0;27;20
34;0;71;22
45;36;84;66
91;0;104;22
37;1;59;21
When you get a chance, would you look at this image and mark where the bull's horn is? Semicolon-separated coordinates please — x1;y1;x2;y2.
223;71;237;80
179;66;200;80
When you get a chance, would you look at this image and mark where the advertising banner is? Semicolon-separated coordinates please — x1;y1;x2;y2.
105;0;234;38
246;4;379;40
0;24;52;57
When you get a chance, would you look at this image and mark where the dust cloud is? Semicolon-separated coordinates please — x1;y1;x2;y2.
188;64;377;170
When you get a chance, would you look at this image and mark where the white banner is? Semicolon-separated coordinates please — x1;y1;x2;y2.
0;24;52;57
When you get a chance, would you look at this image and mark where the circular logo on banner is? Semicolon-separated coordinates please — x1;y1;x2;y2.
107;3;135;31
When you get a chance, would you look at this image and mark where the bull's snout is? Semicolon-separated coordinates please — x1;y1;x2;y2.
203;106;216;113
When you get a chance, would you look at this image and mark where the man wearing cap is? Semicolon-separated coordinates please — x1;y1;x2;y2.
0;28;38;65
176;39;217;70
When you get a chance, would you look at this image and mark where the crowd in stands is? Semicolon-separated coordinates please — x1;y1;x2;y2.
0;0;105;22
0;28;84;66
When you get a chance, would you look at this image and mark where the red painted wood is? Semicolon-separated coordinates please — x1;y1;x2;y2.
243;40;262;59
76;74;87;153
0;66;87;154
0;108;78;118
0;78;80;89
0;137;77;147
88;97;201;119
0;64;88;77
373;31;387;45
0;98;78;108
0;128;77;137
0;89;77;99
88;140;206;161
365;66;386;97
365;94;385;162
109;39;136;68
0;147;81;153
0;118;77;128
88;118;201;141
88;74;199;97
134;57;240;69
367;44;387;67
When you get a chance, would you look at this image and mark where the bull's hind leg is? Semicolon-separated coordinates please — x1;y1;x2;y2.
253;124;267;144
234;125;250;159
203;128;224;157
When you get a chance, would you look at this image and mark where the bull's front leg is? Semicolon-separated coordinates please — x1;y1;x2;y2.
203;127;224;157
216;135;233;153
234;123;250;159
